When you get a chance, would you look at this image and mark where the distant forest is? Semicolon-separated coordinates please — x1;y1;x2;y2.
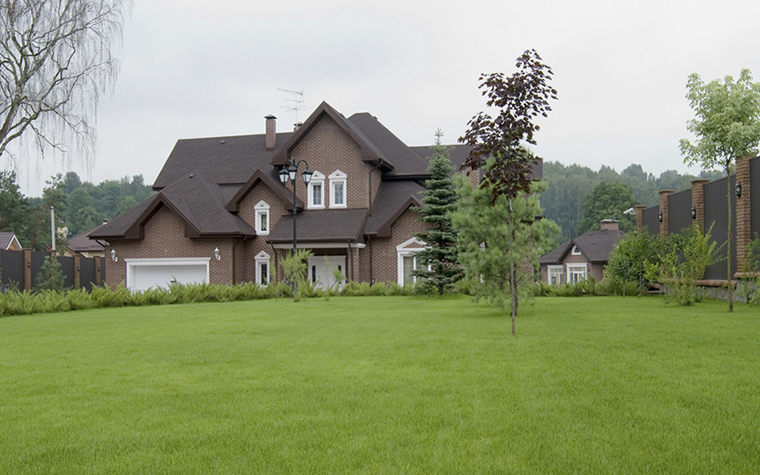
541;161;724;242
1;171;154;250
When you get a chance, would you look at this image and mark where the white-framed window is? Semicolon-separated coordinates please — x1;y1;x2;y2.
329;170;347;208
255;251;270;287
567;264;587;284
255;201;270;235
396;237;428;285
571;244;581;255
548;265;563;286
307;171;325;209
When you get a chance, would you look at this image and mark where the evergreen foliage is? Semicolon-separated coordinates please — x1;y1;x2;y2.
452;172;555;334
412;130;462;295
35;256;66;292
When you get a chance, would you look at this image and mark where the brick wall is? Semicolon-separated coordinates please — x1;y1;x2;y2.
368;208;430;283
105;205;236;288
238;182;289;282
290;115;373;209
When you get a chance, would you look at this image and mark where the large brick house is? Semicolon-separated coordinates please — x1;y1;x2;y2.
91;102;498;291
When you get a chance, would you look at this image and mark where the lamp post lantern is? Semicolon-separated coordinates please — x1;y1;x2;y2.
279;159;312;294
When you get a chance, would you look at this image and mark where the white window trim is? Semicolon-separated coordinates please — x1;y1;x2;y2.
124;258;210;290
255;251;271;287
307;171;325;209
571;244;581;255
329;170;347;209
547;265;563;286
396;237;427;285
254;201;270;235
566;263;587;284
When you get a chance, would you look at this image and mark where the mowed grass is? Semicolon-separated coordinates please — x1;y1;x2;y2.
0;296;758;474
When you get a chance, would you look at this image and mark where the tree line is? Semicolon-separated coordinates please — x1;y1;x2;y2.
541;161;723;241
0;171;154;251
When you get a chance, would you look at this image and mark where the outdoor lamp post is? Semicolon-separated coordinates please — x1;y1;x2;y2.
279;159;313;295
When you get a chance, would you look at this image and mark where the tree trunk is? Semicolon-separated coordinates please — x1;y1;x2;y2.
508;200;517;336
726;164;733;312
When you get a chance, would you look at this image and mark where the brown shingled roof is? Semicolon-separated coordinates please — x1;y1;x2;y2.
267;209;369;244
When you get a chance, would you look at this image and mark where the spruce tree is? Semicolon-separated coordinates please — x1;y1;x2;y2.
412;130;462;295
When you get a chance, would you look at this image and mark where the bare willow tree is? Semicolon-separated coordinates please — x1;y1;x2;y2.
0;0;130;164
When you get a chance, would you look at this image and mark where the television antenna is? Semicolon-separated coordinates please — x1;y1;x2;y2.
277;88;306;124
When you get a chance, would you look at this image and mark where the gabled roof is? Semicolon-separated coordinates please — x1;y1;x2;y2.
225;169;303;213
92;172;256;239
365;181;425;237
0;231;22;250
67;224;106;253
539;241;572;265
266;209;369;244
271;102;393;170
574;229;625;263
539;229;624;265
153;131;294;190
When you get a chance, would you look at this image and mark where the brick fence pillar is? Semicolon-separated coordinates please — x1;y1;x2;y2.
690;178;709;232
23;249;31;291
74;255;81;289
95;256;102;286
735;156;752;274
635;205;647;231
658;190;675;237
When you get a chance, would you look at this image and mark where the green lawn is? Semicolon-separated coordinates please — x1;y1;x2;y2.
1;296;758;474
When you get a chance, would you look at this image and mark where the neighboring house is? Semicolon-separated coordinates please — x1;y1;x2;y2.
63;223;107;258
0;232;22;251
539;219;624;285
93;102;543;291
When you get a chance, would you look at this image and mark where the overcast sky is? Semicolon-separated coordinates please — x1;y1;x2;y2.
11;0;760;196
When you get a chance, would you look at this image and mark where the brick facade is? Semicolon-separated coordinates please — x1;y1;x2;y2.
104;205;236;288
290;115;373;210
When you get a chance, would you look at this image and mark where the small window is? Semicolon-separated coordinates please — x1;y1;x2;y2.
571;245;581;256
308;171;325;209
255;251;270;287
254;201;270;235
329;170;347;209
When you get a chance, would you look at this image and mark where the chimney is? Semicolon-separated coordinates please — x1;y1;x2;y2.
600;219;619;232
265;115;276;150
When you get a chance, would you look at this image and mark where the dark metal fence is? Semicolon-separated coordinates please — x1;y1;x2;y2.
668;189;692;236
703;175;736;281
0;250;24;290
642;206;660;235
752;157;760;239
0;250;102;292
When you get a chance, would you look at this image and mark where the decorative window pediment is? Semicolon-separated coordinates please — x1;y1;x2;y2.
255;201;270;235
308;171;325;209
329;170;347;208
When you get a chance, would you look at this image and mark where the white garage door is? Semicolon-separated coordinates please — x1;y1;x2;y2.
125;258;210;291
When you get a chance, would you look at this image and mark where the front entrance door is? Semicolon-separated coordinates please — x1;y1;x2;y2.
308;256;346;290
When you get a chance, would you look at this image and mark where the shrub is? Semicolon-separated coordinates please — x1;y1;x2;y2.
35;256;66;292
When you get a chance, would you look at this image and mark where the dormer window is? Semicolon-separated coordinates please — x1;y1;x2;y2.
308;171;325;209
255;201;270;235
329;170;347;208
